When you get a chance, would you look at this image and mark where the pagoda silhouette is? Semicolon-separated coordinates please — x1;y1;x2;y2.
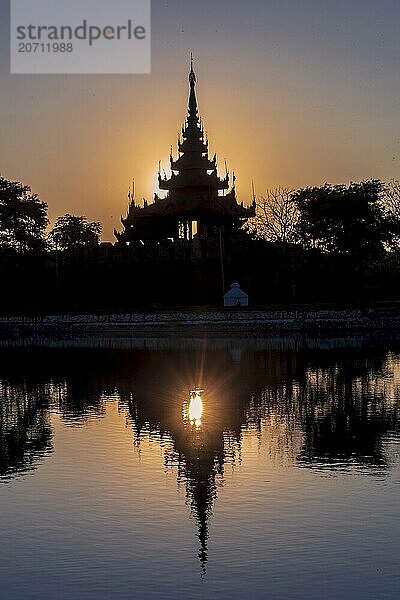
115;56;255;243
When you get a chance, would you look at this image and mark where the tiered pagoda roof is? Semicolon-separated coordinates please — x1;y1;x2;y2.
115;57;255;242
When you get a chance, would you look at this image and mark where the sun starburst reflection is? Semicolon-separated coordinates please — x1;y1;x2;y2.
184;388;204;429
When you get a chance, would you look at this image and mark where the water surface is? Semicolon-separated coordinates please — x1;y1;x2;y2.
1;335;400;599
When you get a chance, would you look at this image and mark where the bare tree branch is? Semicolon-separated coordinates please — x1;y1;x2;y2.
246;187;299;243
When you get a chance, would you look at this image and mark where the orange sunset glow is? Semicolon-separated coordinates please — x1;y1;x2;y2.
2;2;400;240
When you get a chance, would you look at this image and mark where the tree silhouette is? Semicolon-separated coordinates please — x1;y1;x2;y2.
293;180;394;258
383;180;400;218
381;179;400;250
0;177;48;253
49;214;102;250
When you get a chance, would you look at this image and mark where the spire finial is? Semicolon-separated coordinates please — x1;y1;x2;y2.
189;52;196;84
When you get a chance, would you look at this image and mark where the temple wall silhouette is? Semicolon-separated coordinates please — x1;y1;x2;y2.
2;237;400;311
61;237;226;264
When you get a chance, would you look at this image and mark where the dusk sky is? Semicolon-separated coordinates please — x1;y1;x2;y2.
1;0;400;240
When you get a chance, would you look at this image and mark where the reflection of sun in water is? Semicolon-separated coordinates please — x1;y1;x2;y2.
186;388;204;429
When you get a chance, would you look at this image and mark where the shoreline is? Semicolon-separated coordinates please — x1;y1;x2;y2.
2;308;400;338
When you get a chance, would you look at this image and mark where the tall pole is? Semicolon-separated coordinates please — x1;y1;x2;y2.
55;240;60;290
219;227;225;297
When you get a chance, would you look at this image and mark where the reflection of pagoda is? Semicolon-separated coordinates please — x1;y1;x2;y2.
175;395;225;571
115;57;255;243
127;383;230;572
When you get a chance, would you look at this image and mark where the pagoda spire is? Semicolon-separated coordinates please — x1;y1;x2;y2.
188;53;197;118
159;56;231;192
